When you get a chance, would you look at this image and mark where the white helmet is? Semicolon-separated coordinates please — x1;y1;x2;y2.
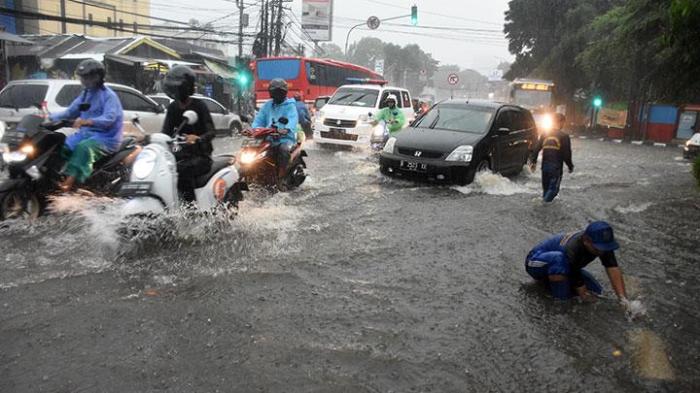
385;94;398;105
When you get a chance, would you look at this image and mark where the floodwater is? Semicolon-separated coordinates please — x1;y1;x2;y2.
1;138;698;392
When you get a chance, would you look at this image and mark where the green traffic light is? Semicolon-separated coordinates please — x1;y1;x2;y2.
593;97;603;108
410;5;418;26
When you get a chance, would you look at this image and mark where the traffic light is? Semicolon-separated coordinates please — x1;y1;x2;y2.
410;5;418;26
593;96;603;108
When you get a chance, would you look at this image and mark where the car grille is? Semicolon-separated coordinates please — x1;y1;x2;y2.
324;118;357;128
320;131;359;141
397;147;444;159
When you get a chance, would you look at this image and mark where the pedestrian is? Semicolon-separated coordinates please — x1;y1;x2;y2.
525;221;632;310
529;113;573;202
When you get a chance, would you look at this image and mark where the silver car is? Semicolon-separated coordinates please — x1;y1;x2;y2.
0;80;166;133
149;94;243;137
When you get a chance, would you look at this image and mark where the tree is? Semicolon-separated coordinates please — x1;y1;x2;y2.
318;43;345;61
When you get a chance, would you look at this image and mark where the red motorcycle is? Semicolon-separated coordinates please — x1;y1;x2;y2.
237;125;307;190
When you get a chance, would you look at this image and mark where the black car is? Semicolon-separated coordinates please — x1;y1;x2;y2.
379;99;536;185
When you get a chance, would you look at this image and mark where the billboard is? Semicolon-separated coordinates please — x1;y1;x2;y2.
302;0;333;42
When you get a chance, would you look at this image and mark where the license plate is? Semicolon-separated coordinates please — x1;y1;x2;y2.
400;160;427;172
119;182;153;197
329;127;345;133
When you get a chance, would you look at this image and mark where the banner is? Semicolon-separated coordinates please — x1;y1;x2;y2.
597;107;628;129
302;0;333;42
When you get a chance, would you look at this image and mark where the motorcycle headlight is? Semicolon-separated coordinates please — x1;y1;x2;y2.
19;144;35;156
445;145;473;162
383;137;397;154
373;123;386;137
239;150;258;165
133;149;157;179
2;151;27;163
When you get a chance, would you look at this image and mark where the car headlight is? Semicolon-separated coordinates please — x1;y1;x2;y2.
540;114;554;133
383;137;397;154
445;145;473;162
132;149;157;179
2;151;27;163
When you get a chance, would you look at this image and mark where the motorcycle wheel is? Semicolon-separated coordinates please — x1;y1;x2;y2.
0;190;42;221
287;163;306;189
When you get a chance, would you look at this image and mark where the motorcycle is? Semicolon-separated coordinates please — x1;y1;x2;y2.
120;110;246;218
370;120;389;151
0;114;139;220
237;118;308;190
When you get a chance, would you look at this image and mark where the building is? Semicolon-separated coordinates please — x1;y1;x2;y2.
16;0;151;37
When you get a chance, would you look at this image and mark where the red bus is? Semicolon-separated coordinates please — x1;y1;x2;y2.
252;57;382;107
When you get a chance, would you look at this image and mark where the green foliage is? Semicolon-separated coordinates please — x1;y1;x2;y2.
694;156;700;187
347;37;439;95
318;43;346;61
505;0;700;103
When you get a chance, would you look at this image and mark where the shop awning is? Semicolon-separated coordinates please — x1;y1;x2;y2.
0;32;32;44
204;59;238;80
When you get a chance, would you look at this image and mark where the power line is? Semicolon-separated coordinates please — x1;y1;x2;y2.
356;0;504;26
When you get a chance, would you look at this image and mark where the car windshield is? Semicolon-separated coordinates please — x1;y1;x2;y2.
414;103;495;134
513;89;552;109
0;85;49;109
328;88;378;107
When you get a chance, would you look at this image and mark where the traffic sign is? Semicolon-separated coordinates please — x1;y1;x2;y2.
367;16;381;30
448;73;459;85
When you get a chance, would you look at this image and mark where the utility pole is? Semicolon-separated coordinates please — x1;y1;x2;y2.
236;0;244;57
274;0;282;56
60;0;67;33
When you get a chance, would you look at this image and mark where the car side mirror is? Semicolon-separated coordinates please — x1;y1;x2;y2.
498;127;510;135
155;104;165;114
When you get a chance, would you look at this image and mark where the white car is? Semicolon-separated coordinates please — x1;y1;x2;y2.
314;84;415;148
149;94;244;136
0;79;166;133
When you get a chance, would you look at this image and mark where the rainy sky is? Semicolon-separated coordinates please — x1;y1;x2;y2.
153;0;512;74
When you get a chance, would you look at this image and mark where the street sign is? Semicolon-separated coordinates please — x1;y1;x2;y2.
374;59;384;75
448;73;459;85
367;16;380;30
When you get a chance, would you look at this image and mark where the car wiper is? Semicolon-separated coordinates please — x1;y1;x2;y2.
330;93;353;104
429;108;440;129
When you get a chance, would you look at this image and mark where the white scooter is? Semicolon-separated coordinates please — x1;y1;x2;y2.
370;120;389;151
120;110;247;217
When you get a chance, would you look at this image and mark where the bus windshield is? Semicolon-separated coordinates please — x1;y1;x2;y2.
328;88;378;107
257;59;301;81
513;89;553;109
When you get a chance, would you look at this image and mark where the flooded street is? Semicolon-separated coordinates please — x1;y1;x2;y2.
1;137;699;392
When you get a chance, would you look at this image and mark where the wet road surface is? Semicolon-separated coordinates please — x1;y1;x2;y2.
1;137;699;392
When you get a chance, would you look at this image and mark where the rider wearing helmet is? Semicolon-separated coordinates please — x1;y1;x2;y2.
251;78;299;186
372;94;406;136
50;59;124;192
161;65;216;201
293;93;312;139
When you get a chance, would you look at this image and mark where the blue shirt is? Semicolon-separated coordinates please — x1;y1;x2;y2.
50;86;123;152
294;100;311;123
251;98;298;145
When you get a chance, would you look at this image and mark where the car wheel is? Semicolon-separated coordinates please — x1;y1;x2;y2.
476;159;490;173
229;122;242;137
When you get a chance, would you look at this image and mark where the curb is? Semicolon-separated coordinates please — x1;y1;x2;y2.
572;135;685;149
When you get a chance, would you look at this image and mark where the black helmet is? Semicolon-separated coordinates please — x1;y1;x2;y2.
268;78;288;105
164;65;196;101
75;59;106;83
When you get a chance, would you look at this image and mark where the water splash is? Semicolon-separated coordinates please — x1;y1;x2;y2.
614;202;653;214
627;329;675;380
453;171;535;196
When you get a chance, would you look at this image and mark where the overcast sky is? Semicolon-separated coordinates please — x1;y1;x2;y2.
154;0;513;74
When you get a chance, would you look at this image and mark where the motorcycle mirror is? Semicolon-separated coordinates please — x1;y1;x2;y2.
183;110;198;125
278;117;289;125
368;112;373;117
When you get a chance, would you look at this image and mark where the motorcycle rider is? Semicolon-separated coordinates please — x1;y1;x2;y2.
50;59;123;192
372;94;406;137
293;93;312;139
161;65;216;202
251;78;299;187
529;113;574;202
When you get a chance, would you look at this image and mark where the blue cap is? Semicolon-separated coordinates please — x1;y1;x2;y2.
585;221;619;252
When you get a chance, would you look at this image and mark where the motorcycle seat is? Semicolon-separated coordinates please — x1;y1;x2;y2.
194;156;232;189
